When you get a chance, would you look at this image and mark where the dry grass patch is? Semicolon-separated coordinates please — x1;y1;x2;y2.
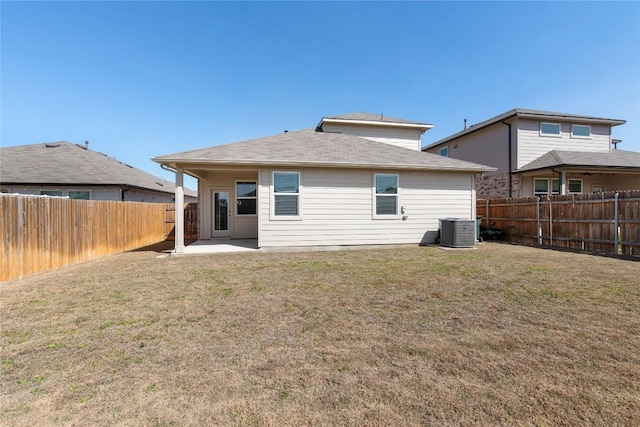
1;243;639;426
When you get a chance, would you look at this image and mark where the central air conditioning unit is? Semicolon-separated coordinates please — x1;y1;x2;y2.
440;218;476;248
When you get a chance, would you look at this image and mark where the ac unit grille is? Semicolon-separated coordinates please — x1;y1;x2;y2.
441;218;475;248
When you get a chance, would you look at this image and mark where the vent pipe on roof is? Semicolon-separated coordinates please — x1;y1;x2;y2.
84;140;90;149
464;119;467;130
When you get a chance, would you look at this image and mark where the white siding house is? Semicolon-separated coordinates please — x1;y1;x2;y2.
423;109;637;198
153;112;494;251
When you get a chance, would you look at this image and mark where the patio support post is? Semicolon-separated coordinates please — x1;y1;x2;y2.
175;167;185;254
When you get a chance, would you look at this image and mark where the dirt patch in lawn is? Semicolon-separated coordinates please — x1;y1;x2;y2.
1;243;639;426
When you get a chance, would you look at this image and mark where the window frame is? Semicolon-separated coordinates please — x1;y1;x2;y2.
68;190;91;200
439;146;449;157
40;190;64;197
533;178;560;196
568;179;583;194
270;171;302;220
540;122;561;137
235;180;257;216
571;124;591;139
373;173;400;219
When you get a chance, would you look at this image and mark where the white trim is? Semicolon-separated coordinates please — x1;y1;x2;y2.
372;173;401;219
540;122;561;137
319;117;433;131
211;188;232;237
570;124;591;139
270;170;302;221
567;178;583;194
234;179;257;216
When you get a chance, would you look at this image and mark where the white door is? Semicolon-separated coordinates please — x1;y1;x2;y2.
212;189;231;237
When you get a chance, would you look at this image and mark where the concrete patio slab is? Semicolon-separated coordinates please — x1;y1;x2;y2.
179;239;259;254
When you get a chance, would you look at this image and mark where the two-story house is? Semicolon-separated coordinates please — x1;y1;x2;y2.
422;108;640;198
152;112;494;252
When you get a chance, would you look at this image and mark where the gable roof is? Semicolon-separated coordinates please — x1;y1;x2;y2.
0;141;196;196
153;128;494;172
516;149;640;173
423;108;626;150
318;112;433;132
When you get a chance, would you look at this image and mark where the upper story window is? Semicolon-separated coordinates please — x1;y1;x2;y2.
540;122;561;136
374;174;399;218
439;146;449;157
571;124;591;138
272;171;300;218
236;181;257;215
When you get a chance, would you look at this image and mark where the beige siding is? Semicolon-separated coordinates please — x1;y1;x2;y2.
199;171;258;239
321;123;423;151
425;124;511;176
258;167;474;247
516;118;611;168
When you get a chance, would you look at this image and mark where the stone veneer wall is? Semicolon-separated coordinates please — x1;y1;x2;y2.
476;173;520;199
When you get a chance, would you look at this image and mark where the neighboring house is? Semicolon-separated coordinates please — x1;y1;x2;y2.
152;112;494;251
0;141;197;202
422;109;639;198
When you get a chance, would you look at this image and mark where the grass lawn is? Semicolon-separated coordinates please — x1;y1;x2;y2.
1;242;639;426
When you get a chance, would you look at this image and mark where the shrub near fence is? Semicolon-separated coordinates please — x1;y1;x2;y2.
1;195;168;281
477;190;640;257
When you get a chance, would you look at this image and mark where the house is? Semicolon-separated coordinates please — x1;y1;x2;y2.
152;112;494;252
422;109;639;198
0;141;197;202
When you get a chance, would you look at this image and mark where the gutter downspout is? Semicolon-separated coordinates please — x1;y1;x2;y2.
502;120;513;197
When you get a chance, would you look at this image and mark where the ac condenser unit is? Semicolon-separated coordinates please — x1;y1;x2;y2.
440;218;476;248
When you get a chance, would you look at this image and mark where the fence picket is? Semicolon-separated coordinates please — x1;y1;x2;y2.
478;191;640;257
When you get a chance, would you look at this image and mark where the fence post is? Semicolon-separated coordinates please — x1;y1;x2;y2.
549;197;553;246
614;192;620;254
485;199;489;228
537;197;542;245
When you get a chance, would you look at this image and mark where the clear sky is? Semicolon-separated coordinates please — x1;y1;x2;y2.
2;1;639;189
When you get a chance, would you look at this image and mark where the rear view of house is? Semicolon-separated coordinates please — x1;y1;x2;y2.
153;113;494;252
423;109;639;198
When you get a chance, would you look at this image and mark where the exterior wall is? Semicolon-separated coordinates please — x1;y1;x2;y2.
2;185;183;203
321;123;423;151
475;173;521;199
424;124;513;178
199;170;259;239
4;185;122;201
258;167;475;247
515;118;611;168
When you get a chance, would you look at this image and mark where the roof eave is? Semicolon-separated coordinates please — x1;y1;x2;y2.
318;117;433;132
152;157;494;173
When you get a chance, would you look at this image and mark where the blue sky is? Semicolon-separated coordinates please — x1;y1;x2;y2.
2;1;639;189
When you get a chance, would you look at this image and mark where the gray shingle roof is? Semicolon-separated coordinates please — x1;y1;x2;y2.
323;112;432;126
153;128;494;172
423;108;626;149
516;150;640;173
0;141;196;196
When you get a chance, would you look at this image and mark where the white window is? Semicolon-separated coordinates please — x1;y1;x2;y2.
374;174;399;218
534;178;560;196
540;122;561;136
236;181;256;215
272;171;300;219
571;124;591;138
568;179;582;193
439;146;449;157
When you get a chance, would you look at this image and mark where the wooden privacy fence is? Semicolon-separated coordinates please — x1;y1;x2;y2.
1;195;169;281
164;203;198;240
477;190;640;257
